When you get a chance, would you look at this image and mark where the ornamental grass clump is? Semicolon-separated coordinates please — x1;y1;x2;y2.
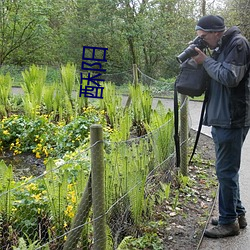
60;63;76;103
129;84;153;135
0;73;12;117
99;81;123;128
105;137;153;238
21;65;47;118
144;100;175;164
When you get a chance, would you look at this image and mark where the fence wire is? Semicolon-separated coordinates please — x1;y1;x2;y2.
0;67;192;249
137;67;175;97
0;119;180;249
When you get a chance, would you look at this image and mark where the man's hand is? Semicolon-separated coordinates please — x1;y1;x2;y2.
192;47;207;64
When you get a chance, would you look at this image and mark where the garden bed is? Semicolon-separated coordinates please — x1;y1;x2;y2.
105;130;217;250
0;129;217;250
161;131;217;250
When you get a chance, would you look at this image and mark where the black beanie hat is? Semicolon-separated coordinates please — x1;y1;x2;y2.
195;15;225;32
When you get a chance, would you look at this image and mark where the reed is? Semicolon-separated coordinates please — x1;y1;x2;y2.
0;161;14;222
0;73;12;116
21;65;47;118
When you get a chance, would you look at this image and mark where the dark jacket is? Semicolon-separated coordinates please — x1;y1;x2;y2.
203;26;250;128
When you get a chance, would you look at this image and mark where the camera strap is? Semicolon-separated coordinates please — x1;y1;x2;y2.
189;91;208;164
174;82;181;168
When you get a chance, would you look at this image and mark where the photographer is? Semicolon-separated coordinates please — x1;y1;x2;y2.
192;15;250;238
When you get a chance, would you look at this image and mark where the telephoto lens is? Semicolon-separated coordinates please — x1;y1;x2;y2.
176;36;208;63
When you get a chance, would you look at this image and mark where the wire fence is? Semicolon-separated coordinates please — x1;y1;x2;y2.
1;63;174;96
0;116;189;249
0;65;191;249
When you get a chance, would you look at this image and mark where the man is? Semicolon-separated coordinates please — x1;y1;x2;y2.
192;15;250;238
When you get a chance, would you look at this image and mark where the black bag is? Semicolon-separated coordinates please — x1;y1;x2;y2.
175;58;208;97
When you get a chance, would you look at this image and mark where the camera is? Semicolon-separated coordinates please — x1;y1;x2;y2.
176;36;208;63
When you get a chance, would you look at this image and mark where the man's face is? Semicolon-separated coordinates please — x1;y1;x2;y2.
196;30;222;49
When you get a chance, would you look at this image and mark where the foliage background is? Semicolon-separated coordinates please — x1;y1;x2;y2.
1;0;249;82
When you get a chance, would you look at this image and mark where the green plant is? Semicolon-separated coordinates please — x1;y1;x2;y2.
21;65;47;118
0;106;104;158
172;190;180;210
178;173;191;189
75;78;89;116
0;115;57;157
145;100;174;163
0;73;12;117
99;81;123;128
117;233;163;250
12;176;49;241
108;109;132;142
42;157;90;242
60;63;76;101
105;136;153;235
0;161;15;222
43;84;56;114
129;84;153;130
157;182;171;204
13;237;40;250
43;159;69;225
0;161;17;248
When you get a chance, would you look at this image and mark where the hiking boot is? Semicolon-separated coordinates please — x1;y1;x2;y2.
211;214;247;229
204;222;240;238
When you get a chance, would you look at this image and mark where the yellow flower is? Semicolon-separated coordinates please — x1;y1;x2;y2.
71;195;76;204
42;147;49;157
3;130;10;135
20;176;32;181
26;183;37;191
100;110;106;115
12;207;17;212
36;152;41;158
32;193;42;201
14;149;21;155
65;205;74;218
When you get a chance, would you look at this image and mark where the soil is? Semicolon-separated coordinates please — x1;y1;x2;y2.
0;152;45;180
158;130;217;250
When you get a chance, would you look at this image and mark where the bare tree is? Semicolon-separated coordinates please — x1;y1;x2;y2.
0;0;48;65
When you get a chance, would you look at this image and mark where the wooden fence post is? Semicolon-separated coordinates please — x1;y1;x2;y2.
91;124;106;250
63;175;92;250
133;64;138;86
